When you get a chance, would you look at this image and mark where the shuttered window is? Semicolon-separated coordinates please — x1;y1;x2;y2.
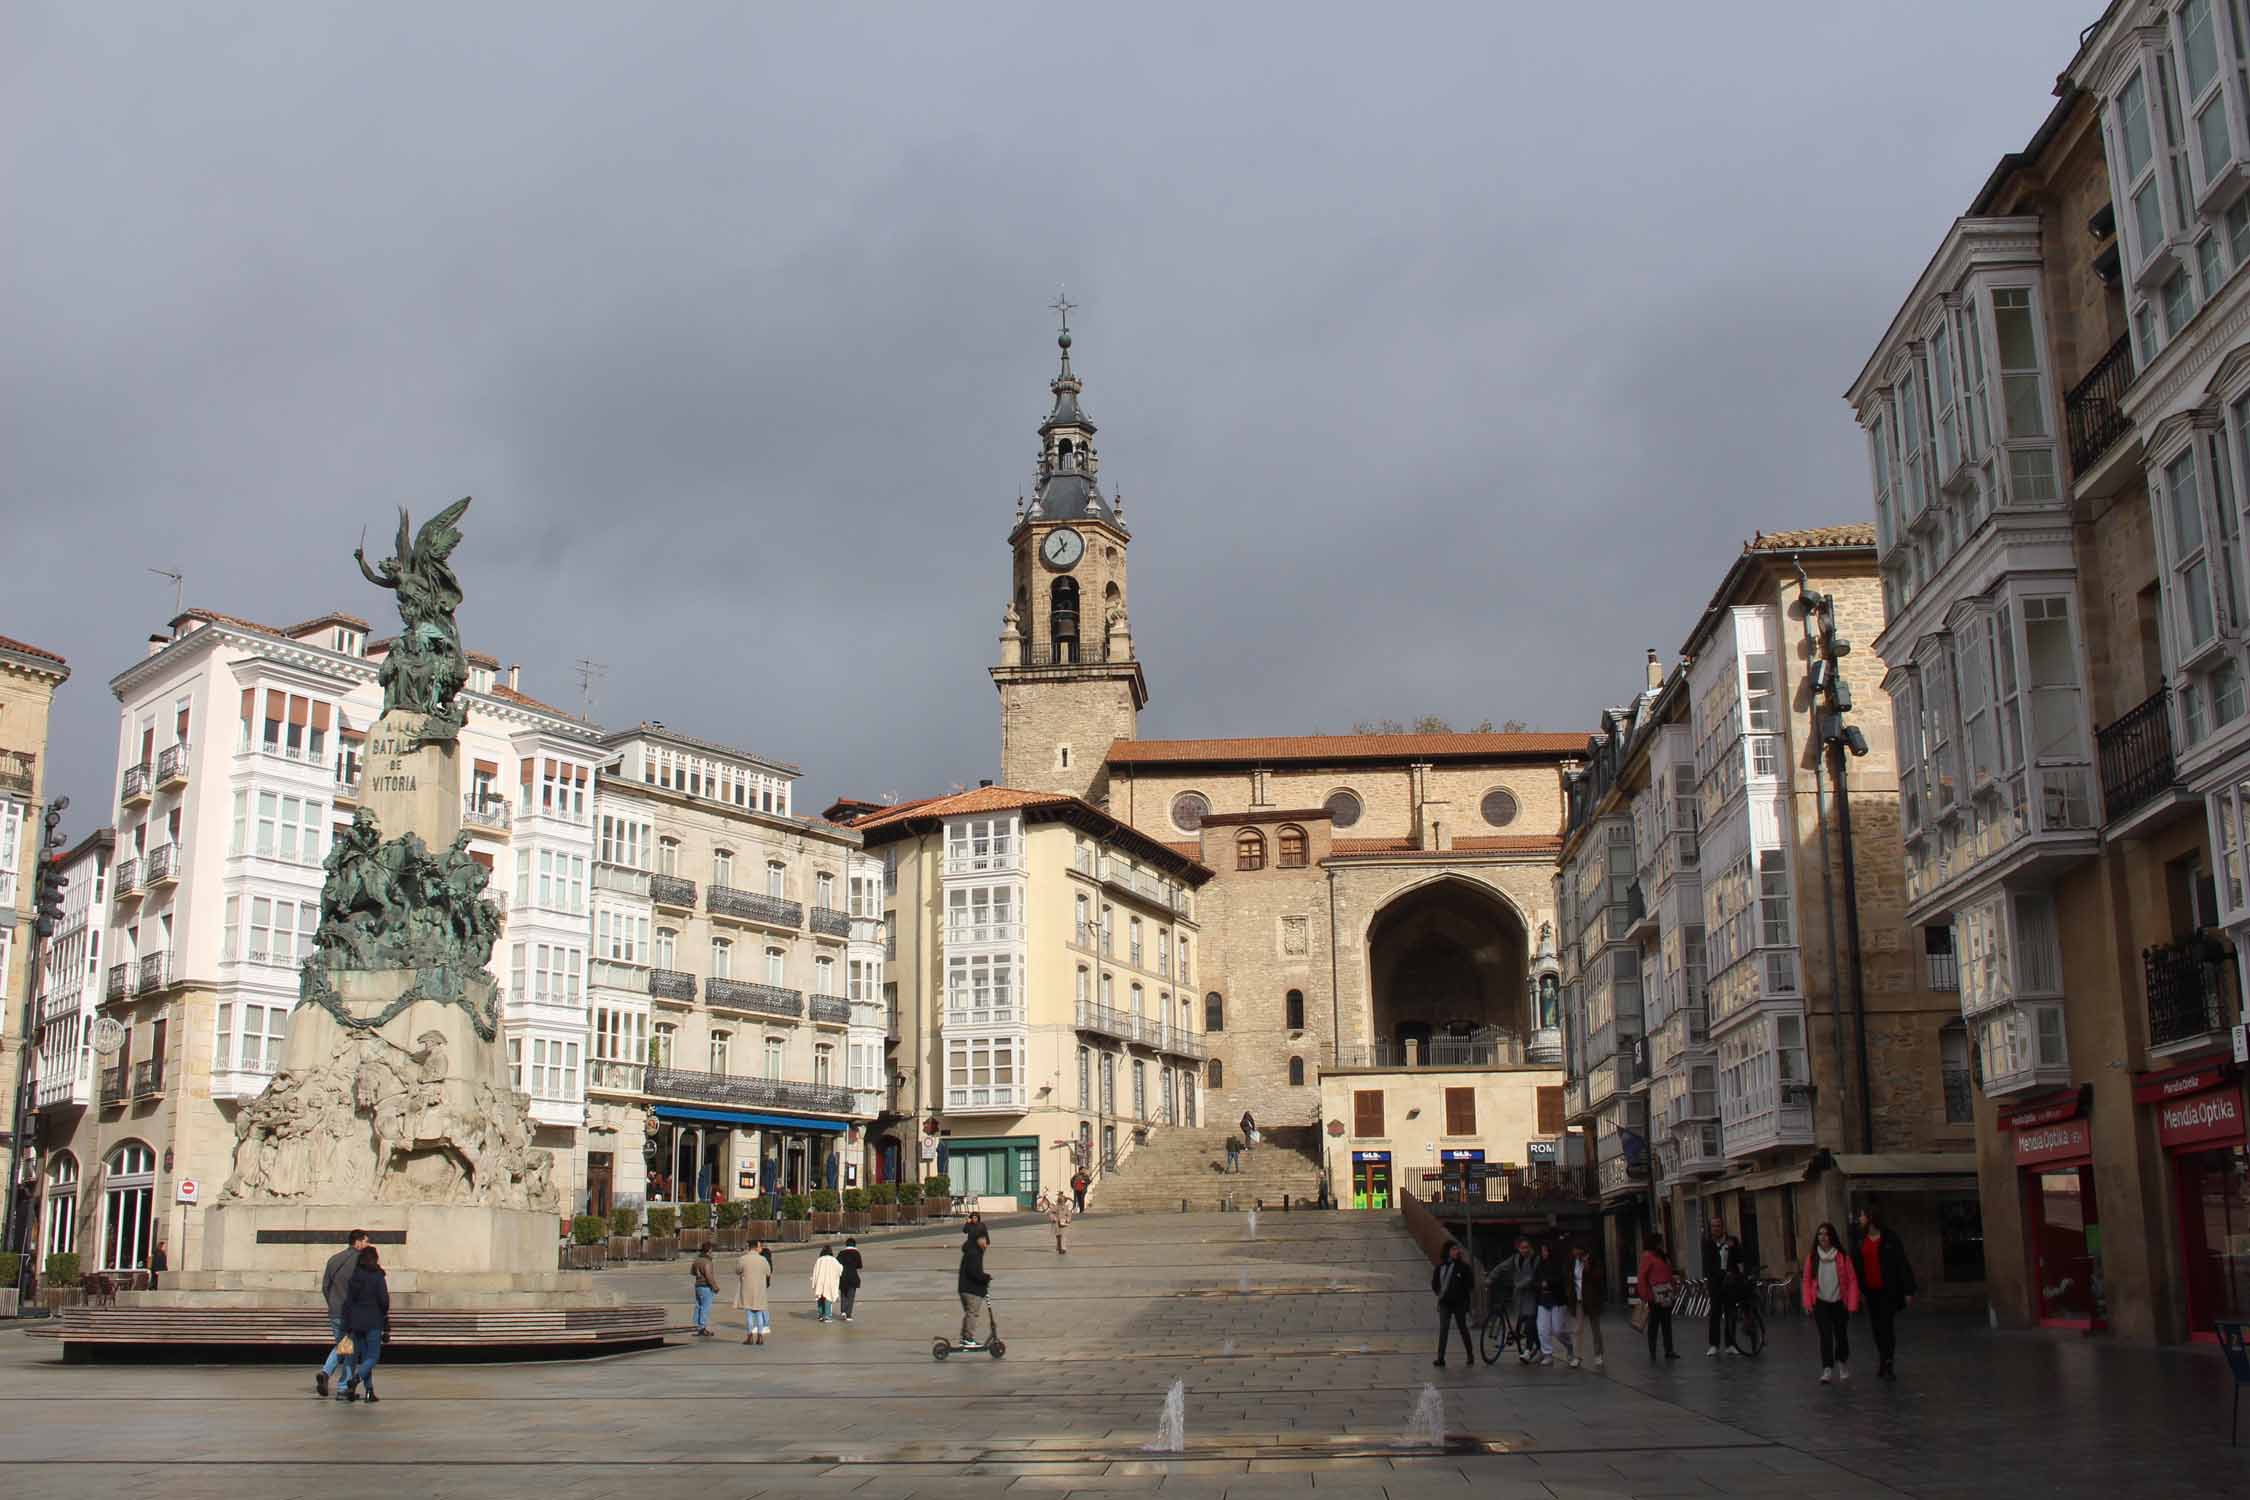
1352;1088;1384;1138
1443;1087;1476;1136
1535;1086;1564;1135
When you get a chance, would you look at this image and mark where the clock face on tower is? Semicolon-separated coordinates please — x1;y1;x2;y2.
1040;526;1085;570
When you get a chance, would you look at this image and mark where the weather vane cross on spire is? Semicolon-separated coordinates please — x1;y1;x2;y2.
1050;288;1076;333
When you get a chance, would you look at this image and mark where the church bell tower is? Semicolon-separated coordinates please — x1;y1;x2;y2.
991;300;1147;803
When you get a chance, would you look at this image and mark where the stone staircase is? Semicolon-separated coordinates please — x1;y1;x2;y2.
1091;1123;1326;1214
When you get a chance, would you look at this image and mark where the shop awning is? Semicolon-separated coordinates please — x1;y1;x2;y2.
1830;1153;1979;1194
652;1105;846;1133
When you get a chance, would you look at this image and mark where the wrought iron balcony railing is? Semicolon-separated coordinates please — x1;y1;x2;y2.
809;995;850;1025
2065;332;2134;477
133;1056;165;1097
707;886;802;928
2097;684;2177;825
463;794;512;831
156;742;190;786
120;763;152;804
106;963;132;1001
648;967;696;1002
99;1063;130;1107
137;952;171;991
810;906;851;938
0;748;33;796
705;977;804;1018
642;1065;854;1115
649;873;697;908
146;843;181;885
2144;933;2234;1049
113;858;142;898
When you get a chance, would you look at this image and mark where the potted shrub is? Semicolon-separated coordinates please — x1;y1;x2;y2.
868;1182;898;1225
645;1205;680;1260
569;1214;608;1269
741;1196;779;1244
0;1252;19;1318
842;1187;870;1231
680;1202;712;1234
714;1199;746;1250
808;1187;842;1232
779;1193;811;1242
41;1252;82;1312
895;1180;924;1221
925;1172;953;1216
607;1205;640;1261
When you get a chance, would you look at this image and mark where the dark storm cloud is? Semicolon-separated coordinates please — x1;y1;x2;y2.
4;1;2077;821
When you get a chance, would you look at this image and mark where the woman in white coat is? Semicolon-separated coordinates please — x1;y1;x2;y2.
810;1243;844;1324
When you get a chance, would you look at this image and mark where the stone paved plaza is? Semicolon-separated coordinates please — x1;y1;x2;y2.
1;1210;2245;1499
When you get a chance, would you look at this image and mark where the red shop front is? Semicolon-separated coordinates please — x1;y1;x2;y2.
2136;1060;2249;1339
2006;1087;2104;1330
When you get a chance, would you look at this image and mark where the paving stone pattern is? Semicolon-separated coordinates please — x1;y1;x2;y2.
1;1209;2244;1499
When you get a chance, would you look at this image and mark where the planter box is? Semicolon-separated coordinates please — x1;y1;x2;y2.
712;1227;744;1251
868;1205;896;1226
563;1244;608;1270
779;1220;810;1242
843;1212;871;1233
40;1288;83;1313
0;1289;18;1318
641;1235;680;1261
607;1236;635;1261
809;1212;842;1233
741;1220;779;1243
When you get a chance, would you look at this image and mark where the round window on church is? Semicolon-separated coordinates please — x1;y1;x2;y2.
1481;788;1520;828
1324;790;1362;830
1172;792;1211;833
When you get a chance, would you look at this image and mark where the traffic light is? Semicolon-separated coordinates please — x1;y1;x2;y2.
33;796;69;937
34;859;67;936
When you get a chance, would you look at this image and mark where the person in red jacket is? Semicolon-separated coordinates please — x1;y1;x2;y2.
1853;1206;1918;1380
1800;1221;1862;1384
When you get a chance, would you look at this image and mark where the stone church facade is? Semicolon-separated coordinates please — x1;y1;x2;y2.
982;319;1573;1175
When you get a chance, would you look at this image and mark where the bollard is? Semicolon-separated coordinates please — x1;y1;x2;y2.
1283;1194;1291;1212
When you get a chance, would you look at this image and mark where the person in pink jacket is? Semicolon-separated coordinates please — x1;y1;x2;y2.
1800;1221;1862;1384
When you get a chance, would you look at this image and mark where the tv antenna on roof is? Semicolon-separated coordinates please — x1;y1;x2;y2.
574;658;608;723
149;567;183;619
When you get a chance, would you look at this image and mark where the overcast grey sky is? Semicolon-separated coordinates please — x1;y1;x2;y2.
5;1;2084;824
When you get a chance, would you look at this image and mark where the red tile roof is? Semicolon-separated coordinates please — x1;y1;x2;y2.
488;682;578;720
0;634;67;665
280;611;372;637
848;785;1078;831
1746;524;1876;552
1107;732;1584;765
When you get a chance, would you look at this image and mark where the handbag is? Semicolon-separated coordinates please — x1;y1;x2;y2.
334;1333;356;1360
1654;1281;1677;1308
1629;1301;1651;1332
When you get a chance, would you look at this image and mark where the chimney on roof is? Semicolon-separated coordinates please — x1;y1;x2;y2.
978;779;994;789
146;634;167;657
1645;648;1662;691
508;664;520;691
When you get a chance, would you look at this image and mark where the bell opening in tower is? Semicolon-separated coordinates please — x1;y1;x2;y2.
1051;576;1079;663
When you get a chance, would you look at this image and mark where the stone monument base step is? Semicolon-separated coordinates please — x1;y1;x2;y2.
45;1298;671;1360
140;1271;611;1301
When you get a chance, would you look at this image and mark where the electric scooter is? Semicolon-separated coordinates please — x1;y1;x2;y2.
931;1301;1005;1360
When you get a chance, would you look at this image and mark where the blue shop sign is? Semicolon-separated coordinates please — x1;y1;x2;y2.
1350;1149;1391;1164
1440;1148;1485;1163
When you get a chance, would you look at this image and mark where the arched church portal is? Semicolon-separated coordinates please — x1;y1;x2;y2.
1366;878;1529;1060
